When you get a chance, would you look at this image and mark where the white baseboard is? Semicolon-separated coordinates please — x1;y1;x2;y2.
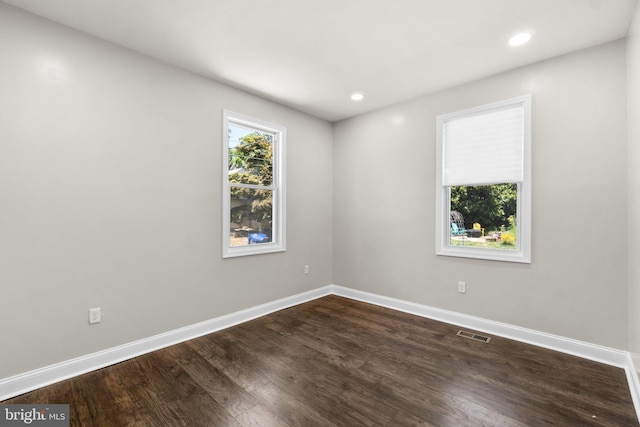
0;286;332;401
328;284;629;367
628;354;640;423
2;282;639;423
328;284;640;423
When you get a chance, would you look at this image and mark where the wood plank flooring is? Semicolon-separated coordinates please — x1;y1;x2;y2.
3;295;638;426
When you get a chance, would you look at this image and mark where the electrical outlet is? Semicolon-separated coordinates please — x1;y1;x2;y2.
458;281;466;294
304;265;310;275
89;308;101;324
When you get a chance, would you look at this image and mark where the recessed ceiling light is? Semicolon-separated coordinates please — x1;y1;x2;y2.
350;92;365;102
508;32;532;47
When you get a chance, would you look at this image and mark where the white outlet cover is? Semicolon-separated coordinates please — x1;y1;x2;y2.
89;308;101;324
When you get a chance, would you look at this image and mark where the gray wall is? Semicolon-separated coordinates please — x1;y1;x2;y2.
0;4;333;378
333;40;628;349
1;0;637;383
629;4;640;373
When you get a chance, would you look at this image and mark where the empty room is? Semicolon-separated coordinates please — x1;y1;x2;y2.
2;0;640;425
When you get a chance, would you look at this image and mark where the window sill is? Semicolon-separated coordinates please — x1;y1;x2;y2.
436;246;531;264
223;243;286;259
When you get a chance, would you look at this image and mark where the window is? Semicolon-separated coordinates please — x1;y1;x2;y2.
435;95;531;263
222;110;286;258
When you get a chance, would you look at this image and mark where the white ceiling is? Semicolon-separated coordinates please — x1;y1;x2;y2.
3;0;638;122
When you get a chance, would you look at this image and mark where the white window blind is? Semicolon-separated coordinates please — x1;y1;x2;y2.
442;102;524;186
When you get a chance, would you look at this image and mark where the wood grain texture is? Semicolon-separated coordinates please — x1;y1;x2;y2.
3;295;638;426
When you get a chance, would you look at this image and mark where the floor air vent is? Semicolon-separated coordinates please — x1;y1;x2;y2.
457;330;491;343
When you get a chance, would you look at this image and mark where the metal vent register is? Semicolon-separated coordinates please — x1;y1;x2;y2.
457;330;491;343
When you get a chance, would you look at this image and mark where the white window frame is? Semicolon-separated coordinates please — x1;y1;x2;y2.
222;110;286;258
435;95;531;263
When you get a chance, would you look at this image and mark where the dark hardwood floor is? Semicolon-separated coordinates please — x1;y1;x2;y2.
3;295;638;426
